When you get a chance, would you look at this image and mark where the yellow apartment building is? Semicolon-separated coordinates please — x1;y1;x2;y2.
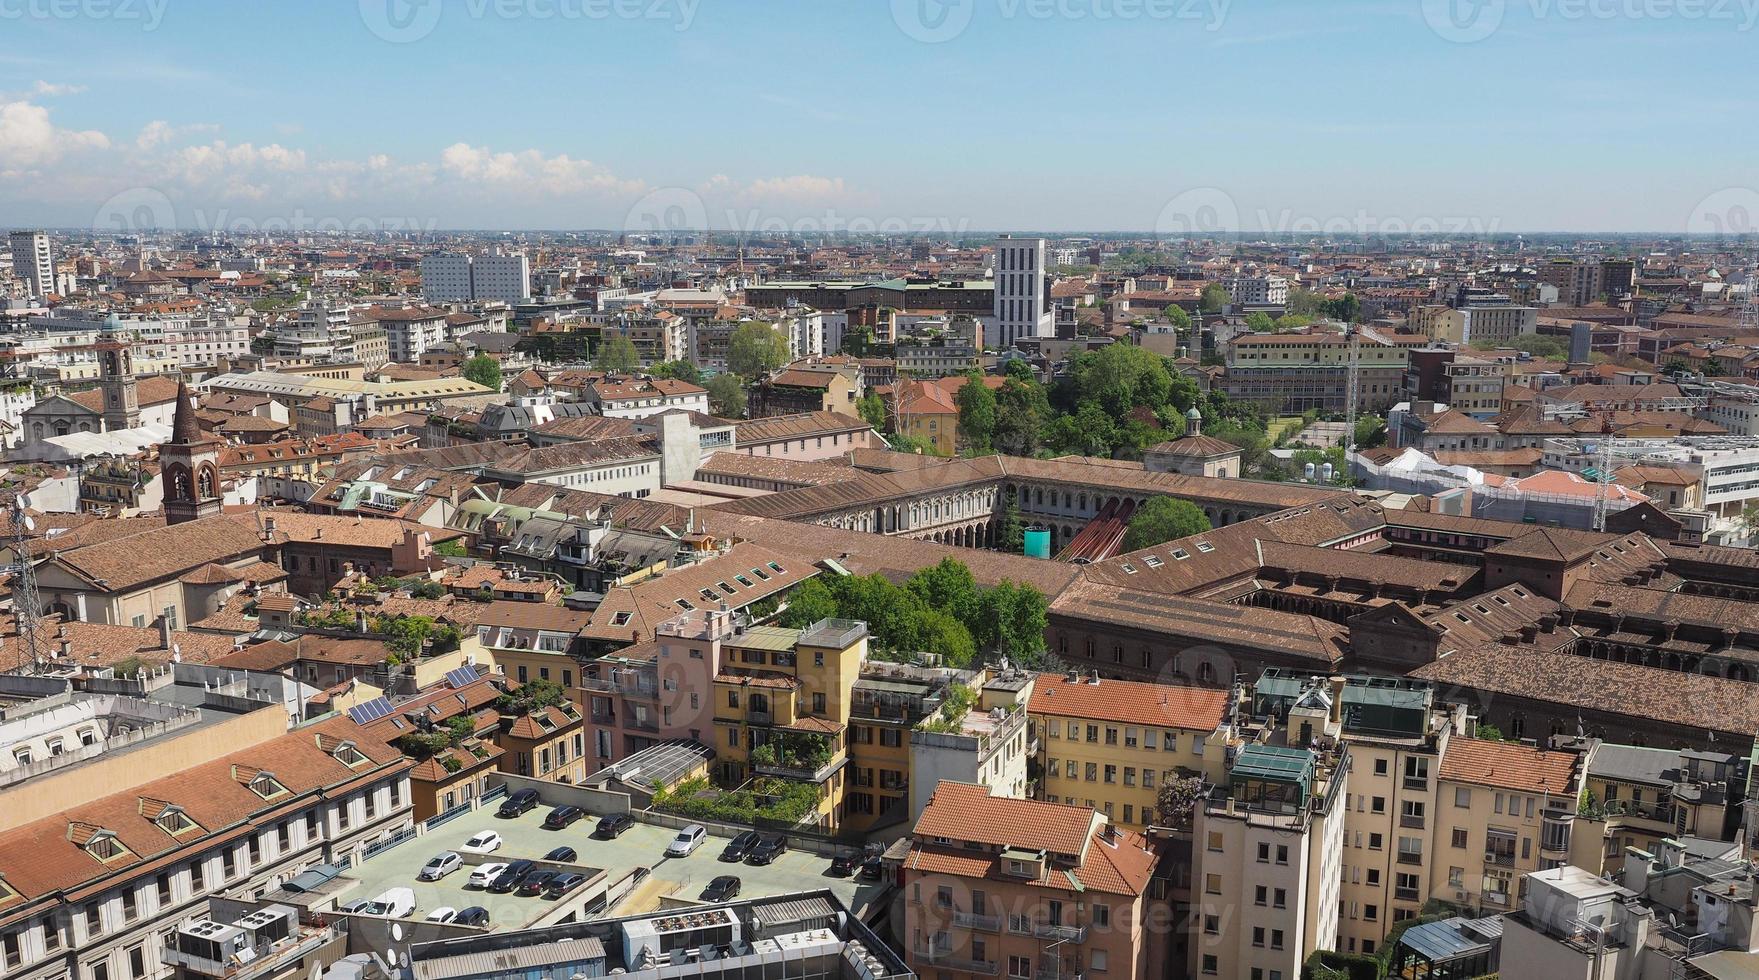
1434;737;1585;915
1033;672;1230;829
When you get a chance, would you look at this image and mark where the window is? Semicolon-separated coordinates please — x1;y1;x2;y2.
1252;926;1266;947
1090;950;1108;973
128;944;146;979
1207;832;1224;852
1202;955;1218;975
1452;828;1468;848
1271;929;1285;949
1204;873;1221;894
3;933;19;969
1454;786;1472;808
1254;885;1267;906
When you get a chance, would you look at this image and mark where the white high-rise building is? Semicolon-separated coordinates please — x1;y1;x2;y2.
9;230;53;300
992;234;1053;349
420;247;531;304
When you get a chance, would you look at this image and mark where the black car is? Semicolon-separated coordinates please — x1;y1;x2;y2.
829;853;857;877
517;870;558;896
702;875;741;902
543;805;584;830
497;788;540;818
487;859;536;893
858;854;884;880
454;906;491;927
720;831;760;862
544;845;578;862
595;813;634;838
746;834;787;866
546;872;587;897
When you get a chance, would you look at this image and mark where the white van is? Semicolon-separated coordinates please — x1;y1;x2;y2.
665;824;707;857
368;887;416;918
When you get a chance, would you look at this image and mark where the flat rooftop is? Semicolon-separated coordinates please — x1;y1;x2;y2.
340;805;886;931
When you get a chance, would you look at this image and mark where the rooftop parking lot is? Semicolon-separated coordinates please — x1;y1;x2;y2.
342;805;886;930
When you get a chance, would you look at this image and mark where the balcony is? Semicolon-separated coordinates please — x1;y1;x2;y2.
1399;814;1426;830
1395;886;1421;902
953;911;1002;933
1485;850;1516;868
625;716;660;734
1008;921;1087;943
748;708;776;726
912;948;1000;975
1403;776;1429;791
1397;852;1424;866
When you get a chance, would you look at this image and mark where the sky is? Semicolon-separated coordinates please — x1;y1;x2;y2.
1;0;1756;233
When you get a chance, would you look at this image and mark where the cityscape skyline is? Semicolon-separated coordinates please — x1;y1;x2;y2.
2;0;1757;233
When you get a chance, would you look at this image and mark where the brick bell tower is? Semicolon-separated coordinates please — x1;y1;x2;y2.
95;340;140;431
161;383;223;525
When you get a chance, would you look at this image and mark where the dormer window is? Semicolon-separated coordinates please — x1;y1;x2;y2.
246;771;288;801
84;832;129;863
332;741;370;770
154;807;197;837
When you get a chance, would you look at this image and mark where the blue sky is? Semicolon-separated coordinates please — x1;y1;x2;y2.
2;0;1755;232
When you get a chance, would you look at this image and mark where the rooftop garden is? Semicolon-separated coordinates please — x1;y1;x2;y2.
749;731;834;772
651;775;821;827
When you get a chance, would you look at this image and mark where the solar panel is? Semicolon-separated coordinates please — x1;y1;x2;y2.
444;664;482;689
347;696;394;725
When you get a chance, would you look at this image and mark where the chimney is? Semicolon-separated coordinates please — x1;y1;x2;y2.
1087;669;1100;686
157;615;172;651
1538;613;1558;634
1519;624;1539;644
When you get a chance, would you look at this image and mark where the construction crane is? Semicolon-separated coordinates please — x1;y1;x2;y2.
1592;416;1616;533
1342;322;1361;482
5;493;42;673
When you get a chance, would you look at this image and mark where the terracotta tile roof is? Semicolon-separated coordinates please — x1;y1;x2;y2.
64;376;182;413
1439;737;1579;796
47;514;273;592
733;411;872;445
0;717;406;908
913;781;1098;858
1030;673;1228;732
583;543;816;644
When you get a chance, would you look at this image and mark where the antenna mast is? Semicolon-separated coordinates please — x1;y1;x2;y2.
6;494;43;673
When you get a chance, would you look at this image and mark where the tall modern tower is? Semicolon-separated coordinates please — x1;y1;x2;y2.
9;230;53;299
992;235;1052;350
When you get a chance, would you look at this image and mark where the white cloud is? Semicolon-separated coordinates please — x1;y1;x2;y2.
30;81;86;97
0;100;108;173
740;174;847;201
438;143;643;196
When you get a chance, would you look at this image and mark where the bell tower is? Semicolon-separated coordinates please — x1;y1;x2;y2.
95;340;140;432
161;383;223;525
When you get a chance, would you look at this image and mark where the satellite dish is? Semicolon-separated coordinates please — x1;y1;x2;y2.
16;494;30;510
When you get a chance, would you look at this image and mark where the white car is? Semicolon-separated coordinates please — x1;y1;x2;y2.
426;907;458;923
459;830;503;854
418;851;462;881
467;862;509;888
665;824;707;857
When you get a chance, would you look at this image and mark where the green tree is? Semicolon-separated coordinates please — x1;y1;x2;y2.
857;392;888;430
778;578;839;627
993;377;1048;457
650;360;703;384
1162;304;1193;333
1470;333;1567;359
496;677;566;716
906;558;983;626
1245;311;1276;333
727;321;790;377
1154;773;1207;829
886;432;943;455
461;355;503;391
1322;292;1362;323
1043;403;1119;458
983;580;1049;666
597;334;640;373
1200;282;1231;313
996;499;1025;553
1354;413;1387;449
705;373;747;418
1286;287;1325;317
955;372;997;452
1121;496;1213;552
1275;313;1315;329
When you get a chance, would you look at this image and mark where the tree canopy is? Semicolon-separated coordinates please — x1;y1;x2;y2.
650;360;703;384
1121;496;1213;552
1200;282;1231;313
461;355;502;391
727;321;790;377
955;372;997;452
705;373;747;418
597;334;640;373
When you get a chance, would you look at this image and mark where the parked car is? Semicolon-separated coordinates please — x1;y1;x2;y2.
544;845;578;863
488;860;536;893
546;872;587;897
829;853;857;877
746;834;787;866
453;906;491;927
859;854;884;880
517;870;558;896
418;851;462;881
337;899;373;914
720;831;759;862
497;788;541;818
426;907;458;923
595;813;634;838
702;875;741;902
665;824;707;857
460;830;503;854
467;862;509;888
366;888;415;918
543;805;585;830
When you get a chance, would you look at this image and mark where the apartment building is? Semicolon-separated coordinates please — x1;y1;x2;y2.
367;306;450;362
993;235;1053;349
907;671;1033;823
1228;274;1290;308
1435;737;1586;915
1191;733;1347;980
1223;326;1426;413
1033;672;1230;830
905;782;1159;980
0;718;412;980
9;230;53;299
1411;302;1539;346
420;248;530;304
